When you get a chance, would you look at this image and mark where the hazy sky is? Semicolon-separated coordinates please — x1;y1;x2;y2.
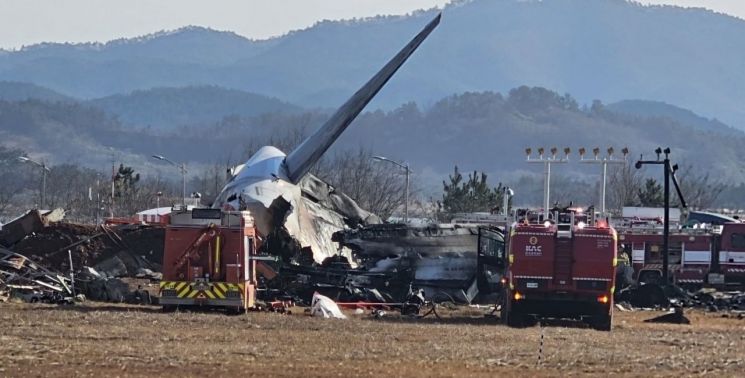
0;0;743;49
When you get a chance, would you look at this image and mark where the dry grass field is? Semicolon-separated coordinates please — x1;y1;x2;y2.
1;302;744;377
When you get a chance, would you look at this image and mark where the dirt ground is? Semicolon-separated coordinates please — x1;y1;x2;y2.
1;303;744;377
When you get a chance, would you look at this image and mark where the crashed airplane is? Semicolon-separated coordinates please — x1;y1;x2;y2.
213;14;441;264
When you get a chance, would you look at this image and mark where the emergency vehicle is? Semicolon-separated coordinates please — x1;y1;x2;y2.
159;207;258;312
618;222;745;287
503;211;617;331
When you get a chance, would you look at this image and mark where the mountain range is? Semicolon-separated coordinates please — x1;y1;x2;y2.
0;0;744;129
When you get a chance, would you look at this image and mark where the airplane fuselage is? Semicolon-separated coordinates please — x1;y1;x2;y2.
213;146;300;237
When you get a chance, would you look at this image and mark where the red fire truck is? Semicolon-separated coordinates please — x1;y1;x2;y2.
618;222;745;288
159;207;258;312
503;211;617;330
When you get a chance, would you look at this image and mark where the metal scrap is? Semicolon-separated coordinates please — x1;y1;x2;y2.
0;209;65;248
0;247;73;303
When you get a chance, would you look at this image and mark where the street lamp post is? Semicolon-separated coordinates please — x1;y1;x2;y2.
372;156;411;223
18;156;50;209
578;147;628;219
152;154;187;206
635;147;687;286
525;147;570;218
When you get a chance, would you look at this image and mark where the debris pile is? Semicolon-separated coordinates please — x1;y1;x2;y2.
617;283;745;315
686;288;745;311
0;247;74;303
328;223;503;304
10;222;164;278
0;208;165;304
262;223;505;306
0;209;65;247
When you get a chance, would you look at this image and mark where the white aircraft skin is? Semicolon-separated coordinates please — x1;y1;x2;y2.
214;146;296;234
212;15;441;263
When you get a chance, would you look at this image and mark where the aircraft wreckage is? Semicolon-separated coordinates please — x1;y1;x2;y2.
207;14;501;303
211;14;440;257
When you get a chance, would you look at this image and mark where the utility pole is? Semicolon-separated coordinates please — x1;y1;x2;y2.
525;147;570;219
578;147;628;219
635;147;687;286
95;175;101;225
152;154;188;206
18;156;50;209
111;162;115;218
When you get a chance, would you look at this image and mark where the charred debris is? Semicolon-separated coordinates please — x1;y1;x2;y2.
0;209;162;304
3;201;744;318
0;202;505;308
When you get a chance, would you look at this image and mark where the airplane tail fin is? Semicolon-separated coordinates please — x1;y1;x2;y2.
284;13;441;184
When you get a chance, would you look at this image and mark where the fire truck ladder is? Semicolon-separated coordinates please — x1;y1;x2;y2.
173;224;221;271
553;237;573;286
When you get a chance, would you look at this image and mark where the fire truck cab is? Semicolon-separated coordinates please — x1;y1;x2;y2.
159;207;257;312
503;211;617;331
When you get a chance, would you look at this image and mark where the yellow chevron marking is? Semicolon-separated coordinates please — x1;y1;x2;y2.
175;282;188;292
212;285;224;298
188;289;200;298
159;281;167;289
204;289;216;299
177;286;191;298
217;283;229;292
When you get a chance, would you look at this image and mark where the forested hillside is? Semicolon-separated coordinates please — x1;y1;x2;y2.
88;86;302;129
1;86;742;193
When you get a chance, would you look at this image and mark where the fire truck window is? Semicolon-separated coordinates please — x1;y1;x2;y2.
731;233;745;249
669;242;682;264
645;244;661;264
644;242;681;264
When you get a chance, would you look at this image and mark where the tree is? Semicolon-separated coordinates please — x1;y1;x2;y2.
0;146;29;216
45;164;99;218
638;178;663;207
114;164;140;199
608;161;643;209
312;147;411;220
112;164;142;216
441;166;506;216
590;99;605;114
674;166;726;210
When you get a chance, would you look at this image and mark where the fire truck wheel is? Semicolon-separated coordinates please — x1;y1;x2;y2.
504;309;528;328
161;305;177;313
590;314;612;331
